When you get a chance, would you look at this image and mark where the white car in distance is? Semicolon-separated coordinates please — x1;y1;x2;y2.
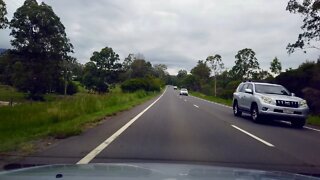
180;88;189;96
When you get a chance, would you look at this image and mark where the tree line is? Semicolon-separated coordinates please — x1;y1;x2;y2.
171;48;281;97
0;0;168;100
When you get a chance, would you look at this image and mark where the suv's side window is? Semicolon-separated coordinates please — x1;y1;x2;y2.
239;83;247;92
247;84;253;91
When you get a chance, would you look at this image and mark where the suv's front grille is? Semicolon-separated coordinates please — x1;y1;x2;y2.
276;100;299;108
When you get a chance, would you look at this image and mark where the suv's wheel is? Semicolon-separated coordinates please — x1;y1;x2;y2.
251;104;262;123
233;101;242;117
291;119;306;128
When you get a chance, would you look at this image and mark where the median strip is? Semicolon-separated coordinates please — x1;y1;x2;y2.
231;125;275;147
76;87;167;164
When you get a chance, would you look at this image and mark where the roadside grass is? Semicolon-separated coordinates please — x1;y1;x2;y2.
191;91;320;127
190;91;232;106
0;87;160;152
307;115;320;126
0;84;26;102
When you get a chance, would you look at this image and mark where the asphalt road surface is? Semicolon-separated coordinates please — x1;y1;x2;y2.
4;86;320;175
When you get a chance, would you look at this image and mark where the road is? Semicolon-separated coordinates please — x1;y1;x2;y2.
4;86;320;175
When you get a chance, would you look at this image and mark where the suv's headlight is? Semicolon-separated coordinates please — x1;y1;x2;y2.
260;96;274;105
299;100;308;108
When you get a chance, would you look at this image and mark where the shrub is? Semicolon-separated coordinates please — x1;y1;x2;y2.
56;81;79;95
67;81;78;95
219;80;241;99
121;77;161;92
302;87;320;115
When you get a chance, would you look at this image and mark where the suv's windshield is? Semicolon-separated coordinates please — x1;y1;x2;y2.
255;84;290;96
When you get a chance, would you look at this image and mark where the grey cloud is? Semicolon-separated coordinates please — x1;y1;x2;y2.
1;0;319;75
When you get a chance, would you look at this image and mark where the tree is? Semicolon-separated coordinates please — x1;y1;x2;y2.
153;64;168;80
206;54;224;96
190;60;211;91
83;47;122;93
123;53;134;71
82;62;99;92
9;0;74;99
0;0;8;29
177;69;187;79
130;59;153;78
286;0;320;53
270;57;282;76
231;48;260;80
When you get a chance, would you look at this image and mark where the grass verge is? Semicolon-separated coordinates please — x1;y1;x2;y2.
0;88;160;152
190;91;232;106
0;84;26;102
307;115;320;126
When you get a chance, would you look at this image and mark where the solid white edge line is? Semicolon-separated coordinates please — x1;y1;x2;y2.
279;121;320;132
191;95;232;109
76;87;167;164
193;104;199;108
231;125;275;147
305;126;320;132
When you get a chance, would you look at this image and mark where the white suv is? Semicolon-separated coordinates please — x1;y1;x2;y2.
232;82;309;128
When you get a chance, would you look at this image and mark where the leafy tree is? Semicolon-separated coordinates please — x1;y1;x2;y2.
82;62;98;92
286;0;320;53
177;69;187;79
190;60;211;91
9;0;74;99
122;53;134;72
206;54;224;96
0;0;8;29
130;59;153;78
191;60;211;80
270;57;282;76
153;64;168;80
181;74;197;90
83;47;122;93
231;48;260;80
252;70;273;81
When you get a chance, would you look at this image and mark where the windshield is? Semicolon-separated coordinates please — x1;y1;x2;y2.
255;84;290;96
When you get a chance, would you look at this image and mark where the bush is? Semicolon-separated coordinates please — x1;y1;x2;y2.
200;84;213;96
302;87;320;115
67;81;78;95
218;80;241;99
121;77;161;92
56;81;78;95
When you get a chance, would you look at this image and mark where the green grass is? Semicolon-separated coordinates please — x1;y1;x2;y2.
0;84;27;102
190;91;232;106
307;115;320;126
0;87;160;152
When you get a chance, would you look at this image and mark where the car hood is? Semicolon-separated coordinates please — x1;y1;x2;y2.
256;93;303;101
0;163;318;180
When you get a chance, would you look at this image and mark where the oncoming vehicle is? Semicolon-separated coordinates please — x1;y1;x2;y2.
173;86;178;90
180;88;189;96
232;82;309;128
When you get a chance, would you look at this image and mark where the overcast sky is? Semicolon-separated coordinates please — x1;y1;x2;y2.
1;0;319;74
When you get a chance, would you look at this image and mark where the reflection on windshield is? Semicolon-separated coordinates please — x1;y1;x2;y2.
255;84;290;96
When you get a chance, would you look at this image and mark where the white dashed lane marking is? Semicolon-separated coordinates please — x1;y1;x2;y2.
232;125;275;147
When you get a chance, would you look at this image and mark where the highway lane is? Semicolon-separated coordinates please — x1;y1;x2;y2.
90;86;320;174
7;86;320;175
